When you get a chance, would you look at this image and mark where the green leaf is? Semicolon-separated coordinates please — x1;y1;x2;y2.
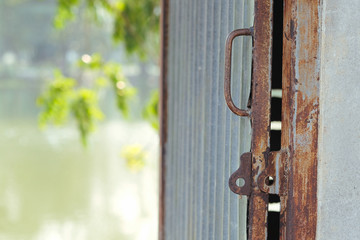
142;90;159;130
71;89;104;146
37;70;76;127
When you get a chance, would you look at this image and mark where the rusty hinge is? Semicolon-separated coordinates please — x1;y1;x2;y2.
228;150;288;196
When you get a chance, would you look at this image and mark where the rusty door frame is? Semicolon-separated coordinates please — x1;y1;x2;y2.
247;1;273;238
280;0;321;239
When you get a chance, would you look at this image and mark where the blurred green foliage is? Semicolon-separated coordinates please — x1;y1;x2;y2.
37;70;76;126
71;89;104;146
38;0;160;153
38;54;137;146
102;61;137;118
54;0;160;57
142;90;159;130
120;144;148;172
77;53;138;117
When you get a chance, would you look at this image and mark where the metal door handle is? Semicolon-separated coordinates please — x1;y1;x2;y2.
224;28;253;116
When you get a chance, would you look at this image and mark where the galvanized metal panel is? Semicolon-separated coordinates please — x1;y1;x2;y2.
164;0;253;239
317;0;360;238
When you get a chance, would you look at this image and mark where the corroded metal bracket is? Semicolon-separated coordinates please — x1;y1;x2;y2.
258;150;288;196
228;152;252;195
229;150;288;196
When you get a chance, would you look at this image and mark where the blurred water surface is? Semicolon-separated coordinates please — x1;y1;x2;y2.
0;120;158;240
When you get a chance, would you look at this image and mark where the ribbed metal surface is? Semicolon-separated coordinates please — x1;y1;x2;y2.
164;1;254;239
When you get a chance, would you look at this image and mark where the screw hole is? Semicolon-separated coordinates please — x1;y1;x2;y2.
265;176;274;186
236;178;245;187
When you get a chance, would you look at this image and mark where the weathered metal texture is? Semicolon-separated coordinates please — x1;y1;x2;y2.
248;0;273;239
162;0;254;239
258;150;288;195
281;0;321;239
159;0;169;239
317;0;360;239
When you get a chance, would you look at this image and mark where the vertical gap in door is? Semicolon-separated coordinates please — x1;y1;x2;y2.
268;0;284;239
270;0;283;152
268;194;281;240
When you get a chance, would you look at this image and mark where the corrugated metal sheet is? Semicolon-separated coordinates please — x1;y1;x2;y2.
164;1;254;239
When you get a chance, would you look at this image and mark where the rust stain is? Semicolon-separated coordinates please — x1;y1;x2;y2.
248;193;268;239
247;0;273;238
281;0;320;239
258;150;288;195
280;1;294;238
158;0;169;239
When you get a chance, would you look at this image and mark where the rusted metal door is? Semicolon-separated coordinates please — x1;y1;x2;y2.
160;0;325;239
